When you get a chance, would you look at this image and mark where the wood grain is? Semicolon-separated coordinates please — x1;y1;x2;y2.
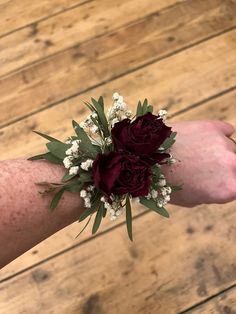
0;0;235;127
0;0;181;78
187;286;236;313
0;201;235;314
0;30;235;159
1;87;235;282
0;0;87;37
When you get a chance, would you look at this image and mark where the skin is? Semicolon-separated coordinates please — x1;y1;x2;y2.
0;120;235;268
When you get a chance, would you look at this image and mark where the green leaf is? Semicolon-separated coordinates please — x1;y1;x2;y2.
102;207;107;218
28;152;62;164
75;215;92;238
169;184;183;192
136;101;142;117
84;101;96;113
46;141;70;159
161;131;177;150
139;197;170;218
72;120;100;157
62;172;77;182
91;98;109;137
126;195;133;241
79;171;92;183
92;203;104;234
49;188;65;212
98;96;104;110
79;192;101;222
64;181;84;192
33;130;61;142
147;105;153;113
142;98;148;114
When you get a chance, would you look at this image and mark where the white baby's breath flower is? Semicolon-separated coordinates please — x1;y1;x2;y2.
69;166;79;175
161;187;167;196
91;112;98;119
112;92;120;100
157;199;164;207
91;125;99;134
158;179;166;187
104;202;112;210
63;157;73;169
79;122;86;129
125;110;132;118
87;185;95;192
158;109;168;121
109;208;115;216
164;195;171;202
80;190;87;198
65;148;73;156
100;196;106;203
84;198;91;208
111;118;119;127
104;137;112;145
116;95;124;104
81;159;94;171
165;187;172;194
151;190;158;199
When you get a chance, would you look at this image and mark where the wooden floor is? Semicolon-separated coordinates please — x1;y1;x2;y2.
0;0;236;313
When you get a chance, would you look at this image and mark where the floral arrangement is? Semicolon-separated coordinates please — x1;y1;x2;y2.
29;93;181;240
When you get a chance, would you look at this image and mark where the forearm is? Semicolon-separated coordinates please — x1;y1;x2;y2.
0;158;83;268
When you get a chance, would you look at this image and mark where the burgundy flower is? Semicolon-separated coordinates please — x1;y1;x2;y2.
92;151;151;199
111;112;172;165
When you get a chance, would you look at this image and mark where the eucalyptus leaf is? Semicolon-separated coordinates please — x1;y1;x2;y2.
28;152;62;164
98;96;104;110
62;172;78;182
49;188;65;212
84;101;96;113
126;195;133;241
139;197;170;218
76;215;92;238
79;171;92;183
72;120;100;157
91;98;109;137
46;141;71;159
142;98;148;114
161;132;177;150
64;181;84;192
136;101;142;117
92;203;104;234
147;105;153;113
169;184;183;192
102;207;107;218
33;130;61;142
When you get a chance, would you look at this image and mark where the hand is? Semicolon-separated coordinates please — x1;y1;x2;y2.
161;120;236;207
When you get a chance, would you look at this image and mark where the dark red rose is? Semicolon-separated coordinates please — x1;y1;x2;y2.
111;112;172;165
92;151;151;199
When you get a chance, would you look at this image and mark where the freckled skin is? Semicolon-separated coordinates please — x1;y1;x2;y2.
0;158;83;269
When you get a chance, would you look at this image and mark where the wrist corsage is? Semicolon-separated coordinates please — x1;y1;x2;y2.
29;93;181;240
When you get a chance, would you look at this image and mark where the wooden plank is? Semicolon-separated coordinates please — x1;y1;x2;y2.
0;30;235;158
0;0;181;77
186;286;236;313
0;200;236;313
0;0;87;37
1;86;235;283
1;0;235;127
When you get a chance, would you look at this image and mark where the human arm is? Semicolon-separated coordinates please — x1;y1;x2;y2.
0;120;235;268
